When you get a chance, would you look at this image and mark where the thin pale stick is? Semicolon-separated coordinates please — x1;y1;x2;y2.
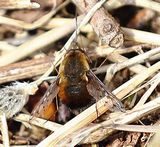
134;72;160;109
0;0;40;9
0;113;10;147
0;0;70;30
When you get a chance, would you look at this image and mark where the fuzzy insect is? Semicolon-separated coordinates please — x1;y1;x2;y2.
32;49;124;123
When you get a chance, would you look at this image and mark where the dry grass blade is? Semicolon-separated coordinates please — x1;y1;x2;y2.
0;0;40;9
122;27;160;45
105;124;160;133
0;113;10;147
73;96;160;145
94;44;149;57
36;62;160;146
108;54;147;73
114;61;160;98
0;0;70;30
14;114;61;131
65;123;160;146
0;16;80;67
0;41;16;51
94;48;148;76
0;57;51;84
79;22;160;45
13;95;160;146
106;47;160;82
134;72;160;109
124;72;160;99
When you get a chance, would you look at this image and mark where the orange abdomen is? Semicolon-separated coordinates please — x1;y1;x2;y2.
40;102;57;121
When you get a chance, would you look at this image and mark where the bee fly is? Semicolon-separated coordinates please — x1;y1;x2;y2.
32;49;124;123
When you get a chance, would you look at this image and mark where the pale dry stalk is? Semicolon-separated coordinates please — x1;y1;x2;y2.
0;114;10;147
0;0;70;30
134;72;160;109
0;0;40;9
74;95;160;145
106;47;160;82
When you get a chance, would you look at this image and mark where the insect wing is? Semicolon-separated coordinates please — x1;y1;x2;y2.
86;73;102;102
87;70;125;112
32;77;59;118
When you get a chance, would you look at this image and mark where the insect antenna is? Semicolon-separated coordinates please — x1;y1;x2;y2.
71;6;85;51
73;7;79;49
97;57;108;70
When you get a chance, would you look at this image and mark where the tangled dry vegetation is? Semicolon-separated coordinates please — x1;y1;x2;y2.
1;0;160;146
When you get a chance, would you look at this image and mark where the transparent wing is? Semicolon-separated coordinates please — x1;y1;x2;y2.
31;77;59;118
87;70;125;112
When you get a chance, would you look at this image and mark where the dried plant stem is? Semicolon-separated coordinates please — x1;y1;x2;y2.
0;17;80;67
102;124;160;133
95;54;147;75
80;21;160;46
37;61;160;146
47;17;160;46
61;123;160;146
114;61;160;98
0;0;40;9
13;95;160;145
124;71;160;100
44;18;73;29
132;0;160;12
0;41;16;51
0;57;51;84
122;27;160;45
94;44;153;57
134;72;160;109
14;114;61;131
93;46;148;79
106;47;160;82
105;0;122;10
72;0;124;47
0;0;70;30
76;96;160;144
95;48;160;76
0;114;10;147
